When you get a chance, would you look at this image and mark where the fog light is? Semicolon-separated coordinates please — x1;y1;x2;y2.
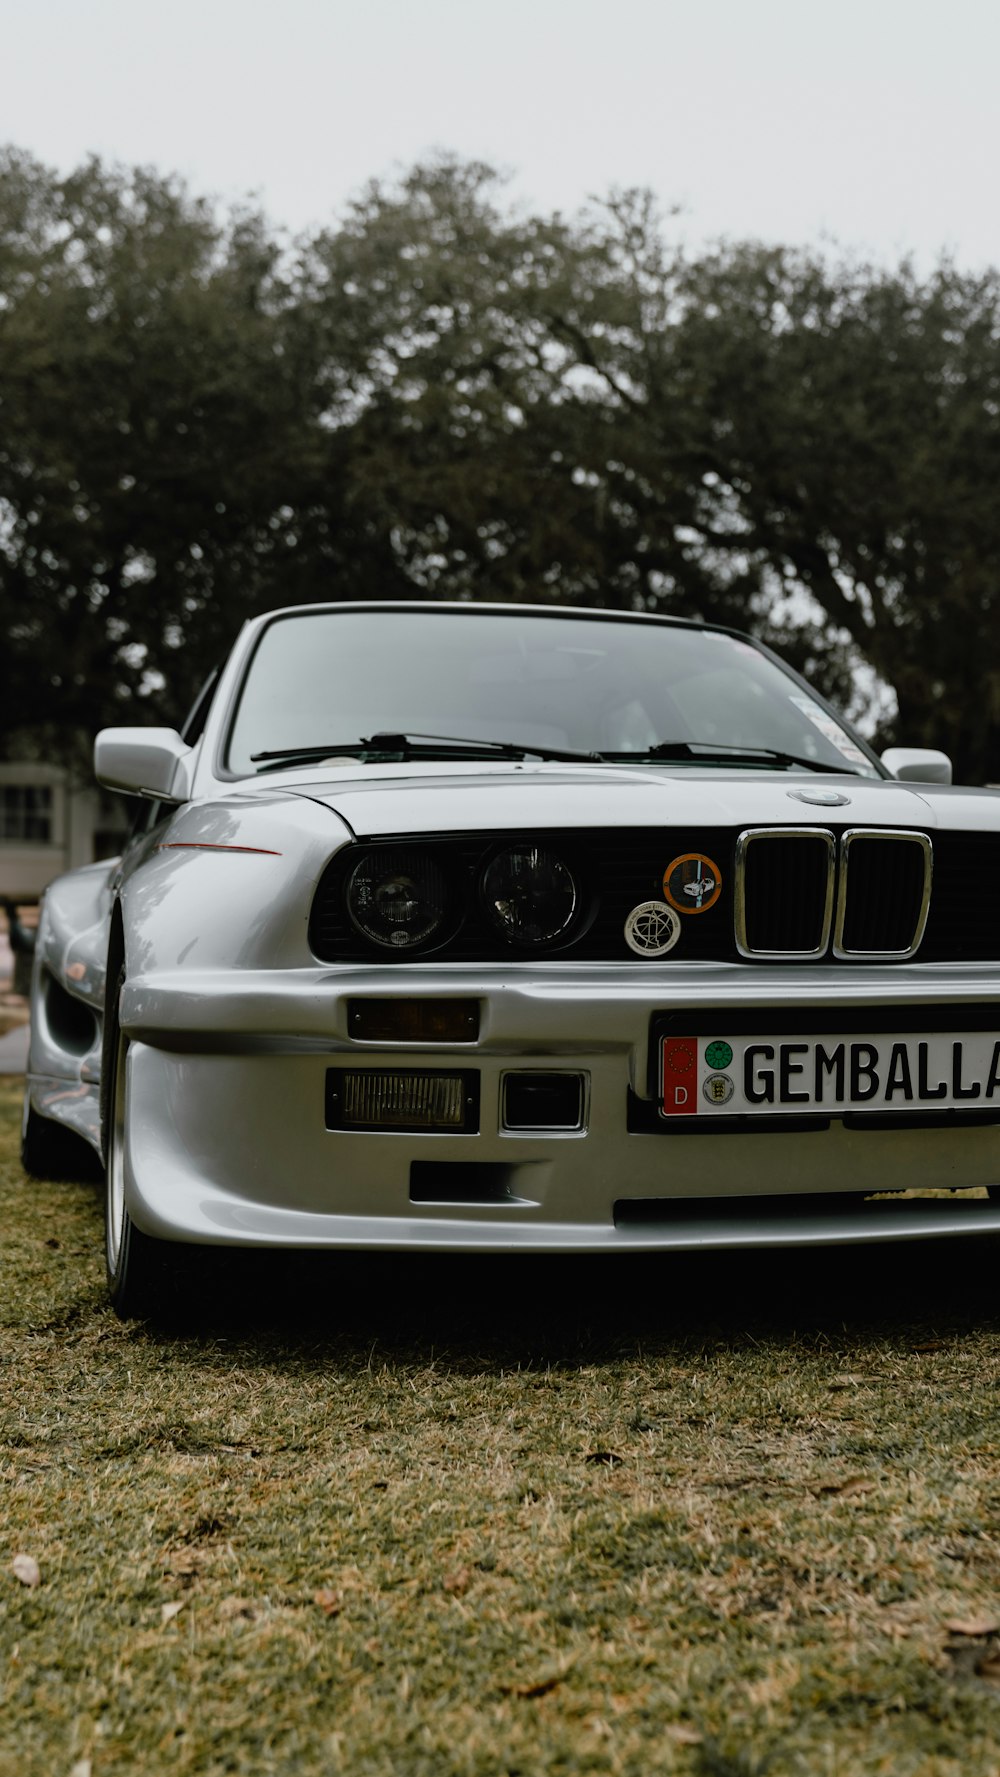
348;998;479;1042
326;1069;479;1133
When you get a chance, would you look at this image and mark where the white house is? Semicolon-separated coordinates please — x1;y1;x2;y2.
0;761;127;901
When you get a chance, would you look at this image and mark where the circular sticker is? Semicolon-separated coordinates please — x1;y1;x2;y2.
705;1040;733;1070
624;901;681;957
663;853;722;914
702;1073;735;1106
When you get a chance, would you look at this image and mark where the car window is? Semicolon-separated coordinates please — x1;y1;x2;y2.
181;668;220;744
225;610;878;776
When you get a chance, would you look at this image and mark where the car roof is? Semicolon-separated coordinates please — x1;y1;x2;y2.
236;599;737;643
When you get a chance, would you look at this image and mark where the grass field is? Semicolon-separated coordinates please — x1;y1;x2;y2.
3;1072;1000;1775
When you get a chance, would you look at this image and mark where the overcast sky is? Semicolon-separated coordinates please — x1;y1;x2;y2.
5;0;998;267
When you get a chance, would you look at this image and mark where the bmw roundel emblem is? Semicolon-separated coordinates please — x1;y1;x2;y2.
787;788;851;807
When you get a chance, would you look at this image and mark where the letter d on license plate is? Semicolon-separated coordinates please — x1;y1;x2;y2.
659;1031;1000;1118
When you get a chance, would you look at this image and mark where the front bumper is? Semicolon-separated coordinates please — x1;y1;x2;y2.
119;960;1000;1250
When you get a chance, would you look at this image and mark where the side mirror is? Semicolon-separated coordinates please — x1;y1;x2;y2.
94;727;195;802
880;747;953;785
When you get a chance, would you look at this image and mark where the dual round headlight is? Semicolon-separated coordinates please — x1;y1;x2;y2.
345;843;578;953
346;849;450;951
481;845;577;946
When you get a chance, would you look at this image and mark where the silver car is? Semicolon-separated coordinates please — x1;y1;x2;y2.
22;601;1000;1316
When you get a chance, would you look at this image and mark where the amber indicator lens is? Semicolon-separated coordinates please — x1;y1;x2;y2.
326;1069;480;1133
348;999;480;1042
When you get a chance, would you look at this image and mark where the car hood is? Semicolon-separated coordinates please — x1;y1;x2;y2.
265;759;999;837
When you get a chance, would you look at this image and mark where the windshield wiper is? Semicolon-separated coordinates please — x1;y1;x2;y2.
601;742;862;775
250;734;865;775
250;731;601;771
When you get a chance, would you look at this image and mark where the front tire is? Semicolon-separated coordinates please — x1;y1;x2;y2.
104;968;173;1318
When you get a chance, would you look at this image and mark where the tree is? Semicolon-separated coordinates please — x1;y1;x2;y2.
301;165;766;624
0;149;327;747
545;218;1000;775
5;148;1000;780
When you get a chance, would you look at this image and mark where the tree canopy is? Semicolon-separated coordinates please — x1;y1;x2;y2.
2;147;999;777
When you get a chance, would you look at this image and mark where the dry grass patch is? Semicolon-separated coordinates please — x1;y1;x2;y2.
3;1074;1000;1774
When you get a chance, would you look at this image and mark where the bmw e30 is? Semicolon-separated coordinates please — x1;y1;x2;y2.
21;601;1000;1316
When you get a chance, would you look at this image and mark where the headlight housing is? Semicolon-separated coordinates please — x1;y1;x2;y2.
481;845;578;947
345;848;450;951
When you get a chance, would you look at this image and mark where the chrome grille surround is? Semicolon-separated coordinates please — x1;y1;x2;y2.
832;828;933;960
734;827;836;959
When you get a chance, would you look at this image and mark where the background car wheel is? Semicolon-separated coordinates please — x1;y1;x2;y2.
21;1090;100;1181
103;967;175;1319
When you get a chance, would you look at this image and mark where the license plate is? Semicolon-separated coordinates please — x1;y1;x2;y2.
659;1031;1000;1118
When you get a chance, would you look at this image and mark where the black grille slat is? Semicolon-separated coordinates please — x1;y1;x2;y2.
740;834;832;954
920;833;1000;961
840;837;926;953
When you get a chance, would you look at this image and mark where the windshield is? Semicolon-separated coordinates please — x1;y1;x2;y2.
225;608;878;778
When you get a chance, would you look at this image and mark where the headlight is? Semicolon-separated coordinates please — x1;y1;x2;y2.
481;845;578;946
345;848;449;951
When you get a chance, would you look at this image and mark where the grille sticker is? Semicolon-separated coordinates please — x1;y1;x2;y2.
625;901;681;956
662;852;722;914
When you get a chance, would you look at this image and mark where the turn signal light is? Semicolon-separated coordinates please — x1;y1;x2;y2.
347;999;479;1042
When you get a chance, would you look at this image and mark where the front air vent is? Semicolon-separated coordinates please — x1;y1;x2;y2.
501;1071;587;1131
42;973;100;1057
735;828;835;958
834;830;932;958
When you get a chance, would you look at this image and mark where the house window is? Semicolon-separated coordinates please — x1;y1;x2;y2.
0;785;53;843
